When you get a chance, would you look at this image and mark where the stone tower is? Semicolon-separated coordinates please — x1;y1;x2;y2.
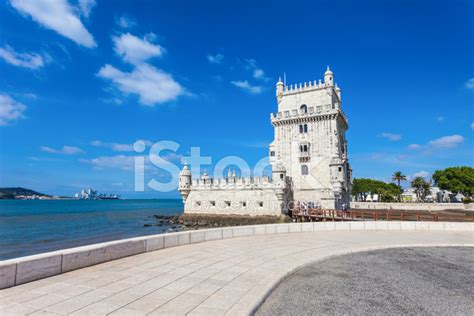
269;67;352;209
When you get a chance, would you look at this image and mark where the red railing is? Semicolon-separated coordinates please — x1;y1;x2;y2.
291;208;473;222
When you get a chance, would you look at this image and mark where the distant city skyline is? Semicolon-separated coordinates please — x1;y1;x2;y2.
0;0;473;198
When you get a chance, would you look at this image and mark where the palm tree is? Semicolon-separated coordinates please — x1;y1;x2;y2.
411;176;430;202
392;171;407;201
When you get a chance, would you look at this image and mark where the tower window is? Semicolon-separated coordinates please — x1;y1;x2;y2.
300;104;308;114
338;167;342;172
304;124;308;133
299;125;303;133
301;165;309;175
300;143;309;152
270;151;275;157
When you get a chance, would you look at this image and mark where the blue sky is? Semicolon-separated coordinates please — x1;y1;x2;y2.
0;0;473;198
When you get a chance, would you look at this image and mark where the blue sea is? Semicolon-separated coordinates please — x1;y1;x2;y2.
0;199;183;260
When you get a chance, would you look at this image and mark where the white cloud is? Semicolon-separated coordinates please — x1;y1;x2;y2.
466;78;474;89
91;140;153;152
244;58;269;81
408;144;421;150
80;152;181;171
412;170;430;179
78;0;96;18
40;145;84;155
97;63;183;106
470;122;474;130
428;135;464;149
80;155;135;171
0;94;27;126
0;45;45;69
436;116;444;122
378;132;401;141
112;33;164;65
207;53;223;64
253;68;264;79
409;135;465;151
116;15;136;29
10;0;96;48
231;80;262;94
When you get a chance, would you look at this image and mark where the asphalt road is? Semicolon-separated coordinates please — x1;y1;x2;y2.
256;247;474;315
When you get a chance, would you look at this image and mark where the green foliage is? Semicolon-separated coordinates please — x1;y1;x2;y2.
391;171;407;201
352;178;401;202
411;176;431;202
0;187;50;199
432;166;474;197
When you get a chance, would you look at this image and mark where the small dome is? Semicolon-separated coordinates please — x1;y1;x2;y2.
276;77;284;86
324;65;333;76
180;165;191;176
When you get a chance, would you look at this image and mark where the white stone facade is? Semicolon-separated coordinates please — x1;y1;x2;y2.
179;67;352;215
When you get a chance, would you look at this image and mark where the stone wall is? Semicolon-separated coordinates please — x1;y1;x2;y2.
351;202;474;211
184;187;284;216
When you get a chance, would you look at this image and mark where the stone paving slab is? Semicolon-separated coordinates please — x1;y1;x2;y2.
0;230;473;315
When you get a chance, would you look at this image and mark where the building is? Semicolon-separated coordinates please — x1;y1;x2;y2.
179;67;352;215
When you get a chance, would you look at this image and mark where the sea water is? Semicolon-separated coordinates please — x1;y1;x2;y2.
0;199;183;260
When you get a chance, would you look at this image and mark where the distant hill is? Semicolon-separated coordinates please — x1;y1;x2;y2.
0;187;51;199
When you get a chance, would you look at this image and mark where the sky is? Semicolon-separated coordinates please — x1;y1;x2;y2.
0;0;473;198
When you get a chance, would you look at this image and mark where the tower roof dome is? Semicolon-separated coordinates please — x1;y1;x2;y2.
324;65;333;76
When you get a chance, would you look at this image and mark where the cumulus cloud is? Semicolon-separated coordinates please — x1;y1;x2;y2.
10;0;96;48
91;140;153;152
80;152;181;171
41;145;84;155
0;94;27;126
466;78;474;89
428;135;464;148
244;58;269;81
116;15;136;29
207;53;224;64
97;63;183;105
378;132;402;141
112;33;164;65
80;155;135;171
409;135;464;151
0;45;45;69
231;80;262;94
78;0;96;18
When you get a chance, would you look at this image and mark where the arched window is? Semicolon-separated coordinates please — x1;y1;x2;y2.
299;125;303;133
303;124;308;133
300;104;308;114
301;165;308;175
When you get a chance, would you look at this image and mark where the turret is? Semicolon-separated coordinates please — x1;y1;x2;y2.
324;66;334;87
276;77;284;103
178;165;191;202
272;163;287;182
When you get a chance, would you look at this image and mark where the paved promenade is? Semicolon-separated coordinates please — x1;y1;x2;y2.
0;227;472;315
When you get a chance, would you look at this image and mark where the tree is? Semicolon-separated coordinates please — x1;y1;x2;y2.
411;176;430;202
392;171;407;201
352;178;401;202
432;166;474;198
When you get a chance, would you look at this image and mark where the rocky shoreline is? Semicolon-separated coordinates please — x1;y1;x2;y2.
147;213;291;232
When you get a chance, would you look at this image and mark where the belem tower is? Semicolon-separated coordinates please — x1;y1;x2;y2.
179;67;352;216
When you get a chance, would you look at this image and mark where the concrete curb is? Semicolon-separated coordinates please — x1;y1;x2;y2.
0;221;473;289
